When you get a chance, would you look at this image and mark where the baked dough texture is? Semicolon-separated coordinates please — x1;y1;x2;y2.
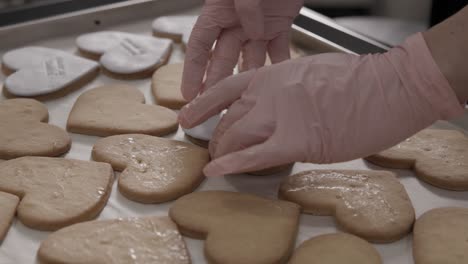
2;46;99;99
0;99;71;160
413;207;468;264
151;63;187;109
76;31;172;79
289;233;382;264
92;134;209;204
67;85;178;137
279;170;415;243
0;157;113;231
38;216;190;264
0;192;19;242
169;191;300;264
366;129;468;190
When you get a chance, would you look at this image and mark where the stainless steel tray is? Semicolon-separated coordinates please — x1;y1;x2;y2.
0;1;467;263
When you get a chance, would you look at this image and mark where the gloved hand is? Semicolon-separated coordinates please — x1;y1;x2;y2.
179;33;464;177
181;0;304;100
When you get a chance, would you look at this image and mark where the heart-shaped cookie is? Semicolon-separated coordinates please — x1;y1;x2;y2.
67;85;178;137
169;191;300;264
92;134;209;203
38;216;190;264
0;191;19;242
2;46;99;99
152;63;188;109
289;233;382;264
152;15;197;46
0;99;71;160
413;207;468;264
279;170;415;243
76;31;172;79
366;129;468;191
0;157;113;231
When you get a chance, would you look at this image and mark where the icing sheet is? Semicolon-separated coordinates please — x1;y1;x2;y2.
183;114;221;141
152;15;198;44
2;47;99;96
77;31;172;74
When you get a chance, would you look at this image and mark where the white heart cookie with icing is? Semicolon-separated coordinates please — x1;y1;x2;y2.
152;15;198;44
2;46;99;98
76;31;172;78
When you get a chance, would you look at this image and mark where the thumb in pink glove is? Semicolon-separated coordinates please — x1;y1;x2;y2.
182;0;303;100
179;33;464;177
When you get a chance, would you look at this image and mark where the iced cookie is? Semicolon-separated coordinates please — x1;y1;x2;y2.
0;157;113;231
413;207;468;264
366;129;468;190
76;31;172;79
152;15;198;45
67;85;178;137
0;192;19;242
289;233;382;264
0;99;71;160
2;46;99;99
169;191;300;264
151;63;187;109
38;216;190;264
92;134;209;203
279;170;415;242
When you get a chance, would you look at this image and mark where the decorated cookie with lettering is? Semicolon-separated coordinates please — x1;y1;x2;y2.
0;157;113;231
413;207;468;264
67;85;178;137
152;63;187;109
92;134;209;203
152;15;198;45
366;129;468;191
279;170;415;242
289;233;382;264
38;216;190;264
76;31;172;78
0;192;19;242
0;99;71;160
2;46;99;99
169;191;300;264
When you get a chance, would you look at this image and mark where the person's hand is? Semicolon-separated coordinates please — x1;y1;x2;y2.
181;0;304;100
179;33;464;176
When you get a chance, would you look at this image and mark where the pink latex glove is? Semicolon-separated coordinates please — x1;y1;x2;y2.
181;0;303;100
179;33;464;177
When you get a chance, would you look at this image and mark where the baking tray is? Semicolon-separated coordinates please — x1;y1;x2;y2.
0;1;467;263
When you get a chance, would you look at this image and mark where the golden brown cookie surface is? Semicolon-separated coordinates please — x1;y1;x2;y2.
366;129;468;190
38;216;190;264
0;99;71;160
279;170;415;242
169;191;300;264
92;134;209;203
289;233;382;264
67;85;178;137
0;157;113;231
413;207;468;264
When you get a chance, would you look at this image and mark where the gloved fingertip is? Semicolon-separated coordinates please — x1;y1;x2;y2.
203;160;228;177
177;110;192;128
244;24;264;40
181;86;198;101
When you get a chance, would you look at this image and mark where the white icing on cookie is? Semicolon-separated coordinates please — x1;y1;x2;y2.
76;31;134;55
152;15;198;44
2;47;64;71
183;114;221;141
3;47;99;97
76;31;172;75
